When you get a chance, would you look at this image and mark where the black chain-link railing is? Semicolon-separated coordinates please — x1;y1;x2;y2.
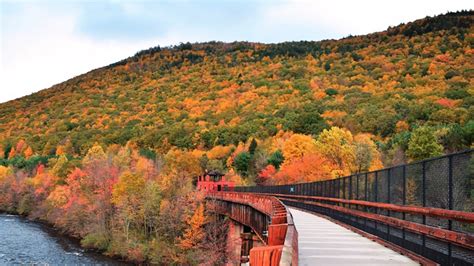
234;150;474;265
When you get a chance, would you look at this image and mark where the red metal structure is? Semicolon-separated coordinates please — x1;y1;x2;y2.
233;150;474;265
197;170;235;192
202;150;473;265
206;192;298;265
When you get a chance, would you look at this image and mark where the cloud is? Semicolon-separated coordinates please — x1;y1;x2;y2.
0;3;185;103
260;0;473;39
77;2;166;40
1;0;472;103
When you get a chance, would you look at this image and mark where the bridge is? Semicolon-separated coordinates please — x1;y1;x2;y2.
206;150;474;265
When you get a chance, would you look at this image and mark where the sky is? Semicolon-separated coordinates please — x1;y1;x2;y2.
0;0;472;104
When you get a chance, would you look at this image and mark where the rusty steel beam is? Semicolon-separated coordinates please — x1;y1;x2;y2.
206;192;298;265
281;197;474;250
264;193;474;223
208;192;277;217
207;199;269;244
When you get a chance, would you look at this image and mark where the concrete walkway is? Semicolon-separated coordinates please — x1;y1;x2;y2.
288;208;419;266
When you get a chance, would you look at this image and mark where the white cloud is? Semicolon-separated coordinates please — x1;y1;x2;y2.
262;0;472;38
0;4;190;104
0;1;472;104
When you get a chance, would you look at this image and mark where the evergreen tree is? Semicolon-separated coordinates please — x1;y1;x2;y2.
249;138;257;155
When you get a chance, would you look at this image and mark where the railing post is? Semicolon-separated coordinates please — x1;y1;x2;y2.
337;178;340;199
332;179;336;198
325;181;328;198
387;168;391;240
402;165;406;241
342;177;346;210
422;161;426;255
342;177;346;199
375;171;378;231
324;181;327;197
375;171;378;202
364;173;368;201
320;182;323;197
364;173;368;226
349;175;352;200
356;174;359;200
448;155;453;264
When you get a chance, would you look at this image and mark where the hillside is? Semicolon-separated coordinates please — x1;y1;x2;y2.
1;11;473;164
0;10;473;265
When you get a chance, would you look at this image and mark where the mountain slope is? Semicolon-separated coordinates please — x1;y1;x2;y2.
0;11;472;157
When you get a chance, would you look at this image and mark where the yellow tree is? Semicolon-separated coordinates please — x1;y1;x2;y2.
47;185;70;208
315;127;355;176
179;203;206;249
164;149;201;177
112;144;132;170
51;155;70;182
163;149;201;195
0;166;12;182
207;145;233;160
82;143;107;166
271;130;294;152
281;134;317;166
353;134;383;173
112;172;146;240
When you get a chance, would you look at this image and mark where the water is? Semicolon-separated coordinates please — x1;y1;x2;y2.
0;213;129;265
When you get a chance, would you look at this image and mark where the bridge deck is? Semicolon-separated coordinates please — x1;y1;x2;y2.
289;208;419;265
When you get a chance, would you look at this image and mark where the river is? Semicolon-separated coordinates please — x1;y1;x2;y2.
0;213;129;265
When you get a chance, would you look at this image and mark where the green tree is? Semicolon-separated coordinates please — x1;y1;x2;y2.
285;105;328;136
407;126;443;161
233;152;251;177
248;138;258;155
268;150;284;169
325;88;338;96
3;143;12;159
442;124;467;152
324;61;331;71
462;120;474;146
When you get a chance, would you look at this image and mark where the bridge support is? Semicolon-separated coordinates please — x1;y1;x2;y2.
226;220;264;264
226;220;243;264
206;192;298;265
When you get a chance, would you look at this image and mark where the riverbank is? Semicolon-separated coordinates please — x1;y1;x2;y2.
0;212;131;265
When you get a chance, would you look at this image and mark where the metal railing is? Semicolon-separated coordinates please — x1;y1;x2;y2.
234;150;474;265
206;192;298;265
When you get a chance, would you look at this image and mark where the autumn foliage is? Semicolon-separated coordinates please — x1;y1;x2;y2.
0;143;225;264
0;11;473;264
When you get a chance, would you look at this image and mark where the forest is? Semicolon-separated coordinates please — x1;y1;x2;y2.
0;11;473;264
